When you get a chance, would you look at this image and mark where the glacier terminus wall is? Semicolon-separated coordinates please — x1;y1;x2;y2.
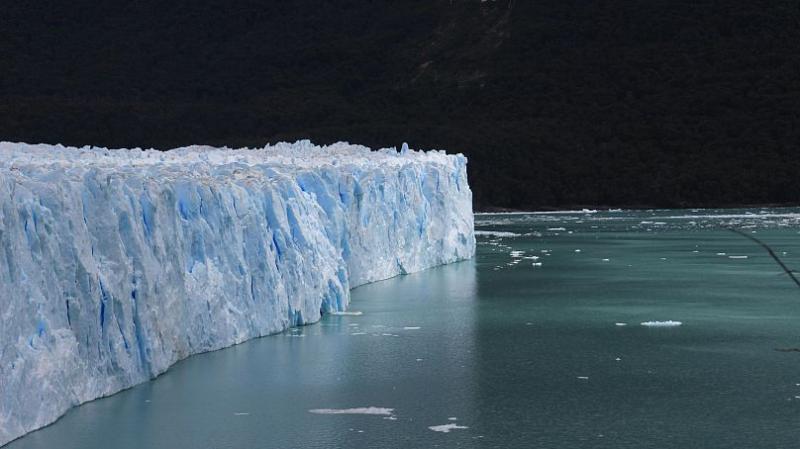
0;141;475;445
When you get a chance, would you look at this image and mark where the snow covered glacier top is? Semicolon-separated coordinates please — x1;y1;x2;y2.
0;141;474;446
0;140;460;169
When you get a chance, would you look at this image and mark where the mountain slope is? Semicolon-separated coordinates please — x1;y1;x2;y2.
2;0;799;209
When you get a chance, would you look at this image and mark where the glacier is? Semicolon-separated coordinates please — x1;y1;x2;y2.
0;140;475;446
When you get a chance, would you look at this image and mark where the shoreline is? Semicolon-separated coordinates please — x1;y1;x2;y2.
474;203;800;214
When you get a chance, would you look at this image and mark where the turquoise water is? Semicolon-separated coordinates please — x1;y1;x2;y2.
8;209;800;448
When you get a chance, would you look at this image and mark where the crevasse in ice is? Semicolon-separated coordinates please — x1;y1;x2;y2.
0;141;474;445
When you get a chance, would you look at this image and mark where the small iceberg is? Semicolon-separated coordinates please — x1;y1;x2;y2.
640;321;683;327
309;407;394;416
474;230;521;237
329;311;364;316
429;423;469;433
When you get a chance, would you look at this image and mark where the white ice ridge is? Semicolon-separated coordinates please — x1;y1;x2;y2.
0;140;475;446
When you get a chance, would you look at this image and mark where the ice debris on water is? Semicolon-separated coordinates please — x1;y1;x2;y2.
429;423;469;433
309;407;395;416
640;321;683;327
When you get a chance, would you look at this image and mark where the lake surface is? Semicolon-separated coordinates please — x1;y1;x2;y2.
8;208;800;449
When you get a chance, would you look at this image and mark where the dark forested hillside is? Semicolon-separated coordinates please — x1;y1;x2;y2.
2;1;799;210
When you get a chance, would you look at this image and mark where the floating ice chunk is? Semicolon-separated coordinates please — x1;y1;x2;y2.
577;376;589;380
329;311;364;316
510;250;525;257
403;326;421;330
602;258;610;262
234;412;250;416
548;227;567;231
448;417;458;421
574;249;582;253
474;230;521;237
309;407;394;416
350;332;367;335
728;255;748;259
429;423;469;433
615;323;627;326
531;262;543;267
640;321;683;327
717;253;727;256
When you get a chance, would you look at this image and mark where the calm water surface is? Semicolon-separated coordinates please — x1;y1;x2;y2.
9;209;800;448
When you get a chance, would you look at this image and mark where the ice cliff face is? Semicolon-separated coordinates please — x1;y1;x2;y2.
0;141;474;445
